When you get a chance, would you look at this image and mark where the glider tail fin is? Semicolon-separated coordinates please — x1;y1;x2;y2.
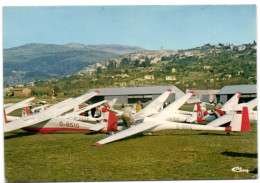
25;106;29;116
226;106;250;132
22;106;30;118
107;98;117;109
196;103;204;122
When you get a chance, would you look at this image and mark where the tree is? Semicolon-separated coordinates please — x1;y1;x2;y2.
53;85;60;93
140;60;151;67
108;60;116;69
97;66;102;74
134;60;140;67
120;58;130;65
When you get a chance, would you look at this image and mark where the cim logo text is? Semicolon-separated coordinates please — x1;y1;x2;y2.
231;167;249;173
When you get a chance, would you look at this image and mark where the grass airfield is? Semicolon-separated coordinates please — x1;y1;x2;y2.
4;122;257;182
3;98;258;182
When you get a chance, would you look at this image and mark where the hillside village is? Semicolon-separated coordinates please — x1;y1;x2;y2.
77;42;256;76
74;42;256;88
4;42;257;97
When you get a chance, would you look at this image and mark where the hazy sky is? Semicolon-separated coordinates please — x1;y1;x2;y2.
3;5;256;50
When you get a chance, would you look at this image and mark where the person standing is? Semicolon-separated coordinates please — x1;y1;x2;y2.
136;100;142;112
121;105;136;127
121;103;125;109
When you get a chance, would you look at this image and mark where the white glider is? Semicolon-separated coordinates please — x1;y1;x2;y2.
91;91;194;145
4;97;35;114
133;89;173;120
4;97;36;122
4;91;100;132
81;88;174;132
206;97;257;127
151;91;194;122
203;92;241;122
92;105;251;146
65;99;110;121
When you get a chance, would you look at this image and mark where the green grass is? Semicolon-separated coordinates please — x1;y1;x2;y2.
4;122;257;182
4;97;258;181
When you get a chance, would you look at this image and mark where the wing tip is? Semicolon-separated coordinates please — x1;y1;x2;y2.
91;142;102;146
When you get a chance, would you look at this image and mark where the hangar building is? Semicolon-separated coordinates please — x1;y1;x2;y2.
186;89;220;103
217;84;257;103
88;85;185;104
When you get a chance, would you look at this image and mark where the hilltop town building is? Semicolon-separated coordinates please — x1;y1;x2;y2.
144;75;154;80
165;76;176;81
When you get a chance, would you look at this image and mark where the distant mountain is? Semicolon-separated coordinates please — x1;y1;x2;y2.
65;43;144;55
3;43;144;85
85;44;145;55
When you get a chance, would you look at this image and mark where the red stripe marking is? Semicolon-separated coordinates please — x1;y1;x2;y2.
95;90;100;93
167;89;172;92
3;109;8;124
22;127;90;134
189;91;194;94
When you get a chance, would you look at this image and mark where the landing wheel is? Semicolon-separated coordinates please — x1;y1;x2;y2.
226;132;230;136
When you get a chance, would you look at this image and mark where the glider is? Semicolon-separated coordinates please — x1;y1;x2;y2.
92;103;251;146
4;90;100;133
202;92;241;122
77;88;174;133
206;97;257;127
185;102;207;123
64;99;111;121
91;91;194;145
4;97;35;122
20;98;121;134
4;97;35;114
132;88;173;120
150;91;194;122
